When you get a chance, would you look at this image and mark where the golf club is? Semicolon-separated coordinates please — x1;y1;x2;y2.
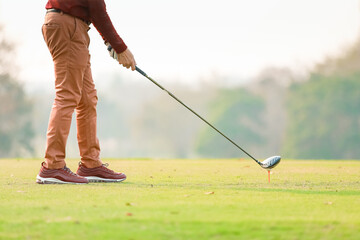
106;44;281;170
135;66;281;170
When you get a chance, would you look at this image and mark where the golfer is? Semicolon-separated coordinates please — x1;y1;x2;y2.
36;0;135;184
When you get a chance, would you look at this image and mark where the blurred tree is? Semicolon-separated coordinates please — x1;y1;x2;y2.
248;67;297;157
195;88;266;158
0;25;34;157
283;39;360;159
315;39;360;77
283;73;360;159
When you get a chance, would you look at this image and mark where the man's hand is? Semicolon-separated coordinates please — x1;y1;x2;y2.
105;42;136;71
118;48;136;71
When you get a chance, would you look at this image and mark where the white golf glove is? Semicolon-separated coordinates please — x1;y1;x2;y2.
105;42;118;60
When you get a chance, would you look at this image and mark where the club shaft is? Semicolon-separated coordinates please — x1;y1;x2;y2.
135;66;261;165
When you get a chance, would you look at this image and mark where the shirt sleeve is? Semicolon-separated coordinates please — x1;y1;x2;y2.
88;0;127;53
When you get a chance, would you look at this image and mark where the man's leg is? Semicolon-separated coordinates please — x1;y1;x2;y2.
75;69;126;182
74;34;126;182
43;13;90;169
76;58;102;168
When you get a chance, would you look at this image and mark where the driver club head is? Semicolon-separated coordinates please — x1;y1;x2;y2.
260;156;281;169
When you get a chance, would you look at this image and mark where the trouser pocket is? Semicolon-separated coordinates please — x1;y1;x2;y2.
42;22;63;60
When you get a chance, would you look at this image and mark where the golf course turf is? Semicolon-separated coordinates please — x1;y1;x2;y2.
0;159;359;240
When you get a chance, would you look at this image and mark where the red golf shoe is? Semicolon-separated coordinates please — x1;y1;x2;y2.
36;162;88;184
76;162;126;183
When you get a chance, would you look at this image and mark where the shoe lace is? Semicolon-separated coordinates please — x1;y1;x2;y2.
63;166;78;176
78;162;117;174
101;163;116;173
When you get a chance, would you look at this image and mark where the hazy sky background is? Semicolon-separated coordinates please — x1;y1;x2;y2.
0;0;359;90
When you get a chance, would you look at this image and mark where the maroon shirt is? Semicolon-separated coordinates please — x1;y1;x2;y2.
46;0;127;53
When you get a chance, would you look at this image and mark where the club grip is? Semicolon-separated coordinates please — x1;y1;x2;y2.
135;66;147;77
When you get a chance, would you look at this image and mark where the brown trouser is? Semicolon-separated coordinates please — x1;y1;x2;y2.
42;12;102;169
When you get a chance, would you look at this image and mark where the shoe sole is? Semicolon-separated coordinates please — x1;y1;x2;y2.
36;175;88;184
84;176;126;183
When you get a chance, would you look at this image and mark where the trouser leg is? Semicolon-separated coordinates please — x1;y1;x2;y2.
42;12;91;169
76;59;102;168
44;66;85;169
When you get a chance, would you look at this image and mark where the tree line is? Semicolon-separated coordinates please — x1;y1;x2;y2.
1;25;359;159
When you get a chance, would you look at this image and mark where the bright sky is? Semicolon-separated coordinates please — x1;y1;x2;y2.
0;0;359;89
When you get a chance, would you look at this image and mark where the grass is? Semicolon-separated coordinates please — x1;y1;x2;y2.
0;158;359;240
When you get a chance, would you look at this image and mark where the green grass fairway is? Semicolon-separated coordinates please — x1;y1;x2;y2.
0;159;359;240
